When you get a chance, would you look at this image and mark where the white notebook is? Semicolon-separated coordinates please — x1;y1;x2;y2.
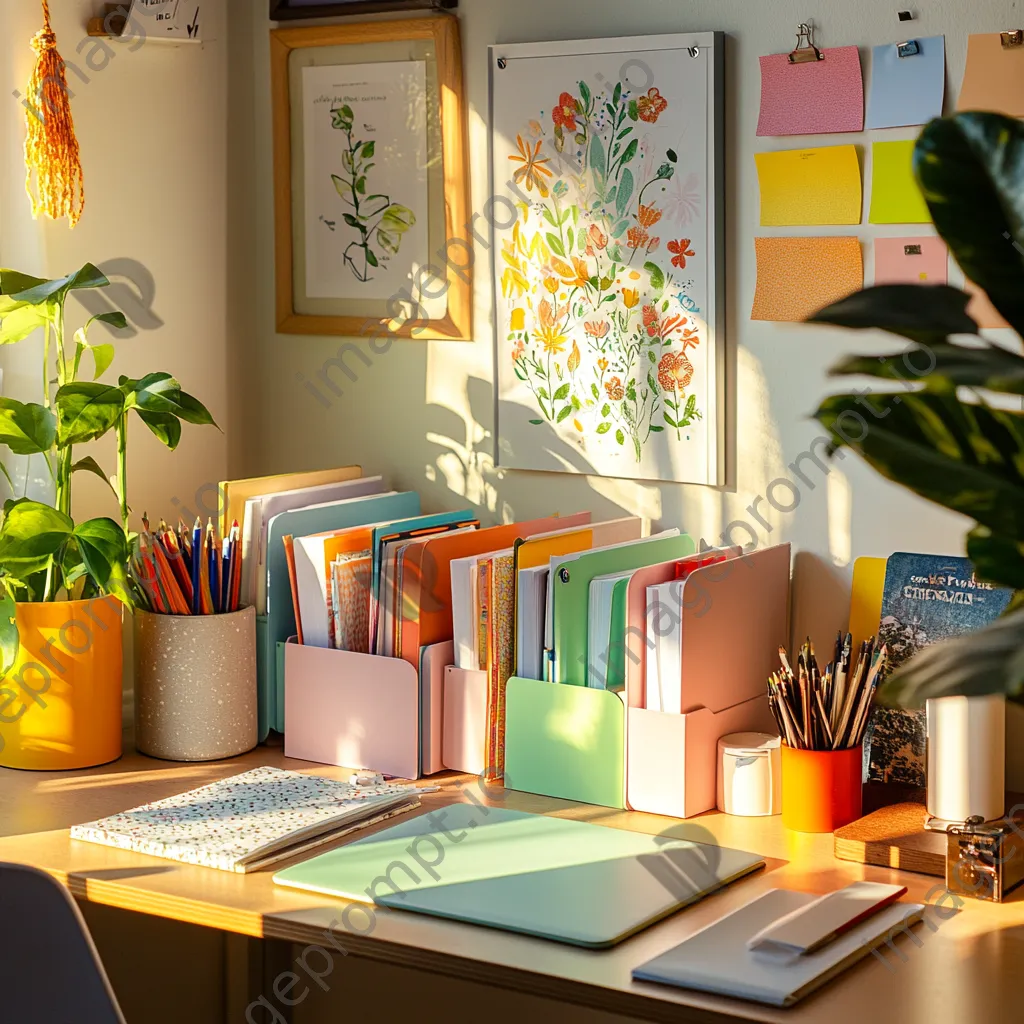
633;887;925;1007
70;766;420;873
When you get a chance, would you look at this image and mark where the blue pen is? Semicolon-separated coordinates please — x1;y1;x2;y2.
221;532;232;613
191;518;202;615
207;521;220;614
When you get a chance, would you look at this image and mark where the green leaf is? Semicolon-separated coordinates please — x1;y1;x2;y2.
0;304;48;344
966;523;1024;591
343;213;362;229
0;583;17;675
556;406;573;423
331;174;353;197
377;228;401;254
0;270;47;302
361;140;375;159
56;383;125;446
616;169;633;217
331;107;353;129
814;390;1024;540
664;415;678;428
90;344;116;380
136;410;182;450
613;82;622;105
618;138;638;167
578;80;591;107
0;499;73;577
647;372;659;394
553;383;571;402
808;284;978;344
363;194;389;217
356;176;367;195
71;455;115;494
7;263;108;306
0;399;56;455
529;418;544;425
365;249;379;268
601;403;611;417
667;148;678;163
381;204;416;234
914;112;1024;335
73;517;132;606
644;261;665;294
627;99;638;121
590;134;606;179
615;428;625;446
590;383;600;401
650;424;665;432
546;232;566;258
596;422;611;434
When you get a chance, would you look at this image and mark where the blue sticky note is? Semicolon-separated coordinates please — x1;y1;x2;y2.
866;35;945;129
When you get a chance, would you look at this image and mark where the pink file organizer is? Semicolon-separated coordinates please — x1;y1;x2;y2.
442;666;488;774
504;544;791;817
284;639;452;780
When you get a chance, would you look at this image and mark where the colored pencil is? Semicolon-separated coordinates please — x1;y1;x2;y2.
229;521;242;612
191;518;202;615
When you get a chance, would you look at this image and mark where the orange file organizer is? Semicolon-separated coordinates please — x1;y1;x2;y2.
503;544;791;817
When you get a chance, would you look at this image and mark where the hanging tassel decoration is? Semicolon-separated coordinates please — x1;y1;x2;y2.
24;0;85;228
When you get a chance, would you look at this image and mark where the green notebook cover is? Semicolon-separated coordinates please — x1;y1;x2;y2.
606;576;630;692
553;534;695;686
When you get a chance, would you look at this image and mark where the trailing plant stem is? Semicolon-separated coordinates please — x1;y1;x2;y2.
116;414;129;535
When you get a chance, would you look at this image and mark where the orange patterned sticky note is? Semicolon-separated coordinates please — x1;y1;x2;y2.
751;237;863;322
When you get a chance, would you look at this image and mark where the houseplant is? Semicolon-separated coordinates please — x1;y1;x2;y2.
810;111;1024;709
0;263;214;769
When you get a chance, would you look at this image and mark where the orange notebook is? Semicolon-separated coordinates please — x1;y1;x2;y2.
284;535;303;644
397;513;591;667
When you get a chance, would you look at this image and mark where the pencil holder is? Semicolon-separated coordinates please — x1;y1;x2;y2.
133;606;258;761
781;743;863;833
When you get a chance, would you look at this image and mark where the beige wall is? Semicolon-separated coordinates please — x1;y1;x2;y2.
0;0;230;526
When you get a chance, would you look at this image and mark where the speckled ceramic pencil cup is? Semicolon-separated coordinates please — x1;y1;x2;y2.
133;606;257;761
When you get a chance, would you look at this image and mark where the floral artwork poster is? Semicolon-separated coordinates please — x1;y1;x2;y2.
492;41;721;484
302;61;429;301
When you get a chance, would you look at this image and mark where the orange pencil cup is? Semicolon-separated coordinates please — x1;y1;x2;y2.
781;743;863;833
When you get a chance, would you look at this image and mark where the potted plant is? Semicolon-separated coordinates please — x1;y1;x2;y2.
0;263;214;770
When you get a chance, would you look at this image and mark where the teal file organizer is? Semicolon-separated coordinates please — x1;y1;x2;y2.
504;676;626;808
256;490;420;738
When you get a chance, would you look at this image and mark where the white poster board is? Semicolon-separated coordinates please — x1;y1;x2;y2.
490;33;724;485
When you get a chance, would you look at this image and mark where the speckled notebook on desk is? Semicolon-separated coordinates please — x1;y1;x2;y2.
70;766;420;873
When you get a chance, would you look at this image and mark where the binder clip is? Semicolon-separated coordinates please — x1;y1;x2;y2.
904;244;922;255
788;22;824;64
1001;30;1023;47
896;40;920;57
897;10;913;20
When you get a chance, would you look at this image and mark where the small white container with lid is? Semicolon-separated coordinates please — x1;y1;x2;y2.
717;732;782;816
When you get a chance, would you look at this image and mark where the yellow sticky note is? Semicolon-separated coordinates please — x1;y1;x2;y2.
755;145;862;226
751;237;863;322
849;556;886;656
869;140;930;224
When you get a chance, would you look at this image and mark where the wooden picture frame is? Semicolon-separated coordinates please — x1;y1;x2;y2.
270;1;456;20
270;16;471;339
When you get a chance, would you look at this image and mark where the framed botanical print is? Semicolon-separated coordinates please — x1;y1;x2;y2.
490;32;724;484
271;16;471;339
270;1;456;20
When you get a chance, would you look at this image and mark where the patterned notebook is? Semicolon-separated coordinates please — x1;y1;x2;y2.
70;766;420;872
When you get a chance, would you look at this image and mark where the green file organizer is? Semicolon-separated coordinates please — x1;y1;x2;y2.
255;490;420;740
551;533;696;686
505;677;627;808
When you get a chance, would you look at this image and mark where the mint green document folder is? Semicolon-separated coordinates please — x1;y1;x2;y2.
274;804;764;948
260;491;420;738
553;534;695;686
505;676;626;807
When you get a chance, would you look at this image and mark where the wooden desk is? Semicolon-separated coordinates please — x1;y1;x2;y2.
2;741;1023;1024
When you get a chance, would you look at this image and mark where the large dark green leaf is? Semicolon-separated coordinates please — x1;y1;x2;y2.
71;456;117;498
174;391;218;427
829;339;1024;395
0;270;46;299
808;284;978;344
878;605;1024;707
0;399;56;455
6;263;109;306
121;372;181;413
915;113;1024;335
814;390;1024;540
56;383;125;445
0;499;73;578
136;410;181;449
966;524;1024;591
73;517;131;606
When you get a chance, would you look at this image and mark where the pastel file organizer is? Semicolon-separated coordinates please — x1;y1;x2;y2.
505;534;698;809
504;544;790;815
260;490;420;739
419;641;451;776
626;543;790;818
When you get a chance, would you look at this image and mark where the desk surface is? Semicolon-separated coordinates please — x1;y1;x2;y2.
2;742;1022;1024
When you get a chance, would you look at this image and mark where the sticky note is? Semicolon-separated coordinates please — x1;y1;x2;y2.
755;146;861;226
959;33;1024;116
964;279;1010;329
873;237;947;285
751;237;863;322
865;35;945;129
869;140;930;224
757;46;864;136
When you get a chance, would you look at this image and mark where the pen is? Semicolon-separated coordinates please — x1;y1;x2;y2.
191;517;202;615
208;521;221;614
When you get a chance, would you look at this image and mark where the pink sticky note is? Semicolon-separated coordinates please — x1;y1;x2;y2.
757;46;864;136
873;237;948;286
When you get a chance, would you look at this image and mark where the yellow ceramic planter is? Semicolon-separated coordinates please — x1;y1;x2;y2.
0;597;123;770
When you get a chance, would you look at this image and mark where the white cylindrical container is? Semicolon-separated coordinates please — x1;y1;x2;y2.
717;732;781;816
926;695;1005;824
